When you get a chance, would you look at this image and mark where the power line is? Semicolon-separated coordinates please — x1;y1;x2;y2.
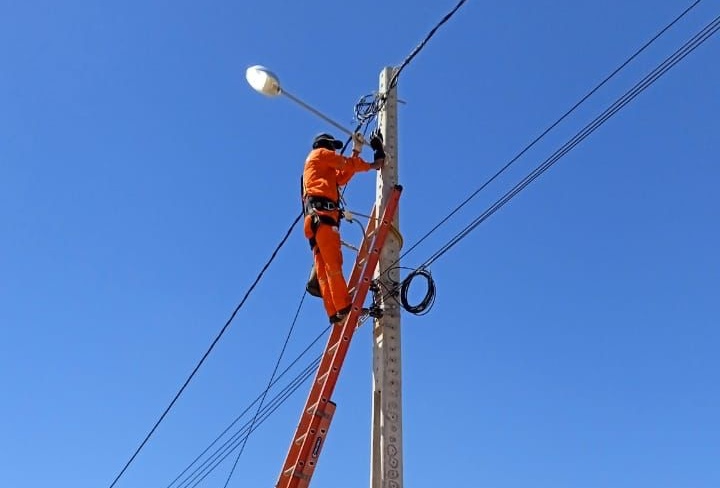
165;323;330;488
389;0;467;91
165;8;717;485
107;213;302;488
171;7;715;483
182;359;320;488
221;292;306;488
176;358;323;488
421;13;720;268
396;0;704;264
108;2;473;485
355;0;468;123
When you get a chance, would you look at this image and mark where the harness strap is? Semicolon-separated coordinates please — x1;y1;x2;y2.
307;213;340;250
304;195;340;212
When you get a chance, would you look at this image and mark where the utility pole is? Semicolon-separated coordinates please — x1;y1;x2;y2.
371;67;403;488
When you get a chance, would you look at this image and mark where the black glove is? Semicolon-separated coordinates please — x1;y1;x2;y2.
370;129;384;151
370;129;385;161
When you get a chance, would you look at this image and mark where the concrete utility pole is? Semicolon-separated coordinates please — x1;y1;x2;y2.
370;67;403;488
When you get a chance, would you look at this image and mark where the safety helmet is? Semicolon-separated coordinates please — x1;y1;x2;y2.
312;133;343;150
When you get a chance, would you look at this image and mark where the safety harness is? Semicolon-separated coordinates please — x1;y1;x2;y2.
300;175;344;250
303;196;343;250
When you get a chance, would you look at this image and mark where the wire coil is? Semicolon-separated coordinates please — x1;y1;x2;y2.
399;268;436;315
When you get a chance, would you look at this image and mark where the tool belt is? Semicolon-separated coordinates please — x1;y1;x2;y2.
304;196;342;250
304;195;340;213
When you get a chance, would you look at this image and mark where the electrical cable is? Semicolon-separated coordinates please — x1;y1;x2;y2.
121;2;712;485
399;268;436;315
189;19;719;481
213;100;373;488
166;323;331;488
177;9;719;487
107;213;302;488
111;2;472;485
180;357;322;488
355;0;469;124
396;0;704;264
220;291;307;488
185;359;320;488
364;4;716;316
421;13;720;268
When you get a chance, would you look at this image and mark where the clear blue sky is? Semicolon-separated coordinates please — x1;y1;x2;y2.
2;1;719;487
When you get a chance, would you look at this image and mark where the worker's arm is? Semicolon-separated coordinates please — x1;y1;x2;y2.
345;130;386;172
320;150;351;170
336;156;363;186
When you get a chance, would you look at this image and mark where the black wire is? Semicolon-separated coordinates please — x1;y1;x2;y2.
422;13;720;268
107;213;302;488
172;356;323;488
388;0;467;92
354;0;469;124
115;3;473;486
166;323;331;488
396;0;704;264
368;3;715;314
117;0;711;483
221;291;307;488
181;358;323;488
399;268;436;315
165;15;720;486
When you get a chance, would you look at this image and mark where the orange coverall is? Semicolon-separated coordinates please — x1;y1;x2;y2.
302;148;374;319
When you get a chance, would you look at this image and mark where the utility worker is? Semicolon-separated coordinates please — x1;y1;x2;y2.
302;130;386;324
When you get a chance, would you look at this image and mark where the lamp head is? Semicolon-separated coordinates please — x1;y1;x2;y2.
245;65;281;97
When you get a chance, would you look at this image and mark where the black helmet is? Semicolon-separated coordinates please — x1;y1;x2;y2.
312;133;343;150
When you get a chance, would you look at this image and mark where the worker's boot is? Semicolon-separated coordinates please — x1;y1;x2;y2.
306;265;322;298
329;305;352;324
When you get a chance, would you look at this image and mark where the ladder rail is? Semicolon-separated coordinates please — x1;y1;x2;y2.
278;205;378;480
276;186;402;488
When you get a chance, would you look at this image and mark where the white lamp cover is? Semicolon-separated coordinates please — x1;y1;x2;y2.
245;65;281;97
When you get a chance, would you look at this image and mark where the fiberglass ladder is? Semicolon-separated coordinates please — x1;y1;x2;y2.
275;185;402;488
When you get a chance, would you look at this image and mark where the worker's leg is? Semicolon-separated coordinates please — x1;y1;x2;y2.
314;223;351;314
312;247;337;318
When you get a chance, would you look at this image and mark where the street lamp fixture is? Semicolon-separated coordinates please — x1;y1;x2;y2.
245;65;281;97
245;65;354;138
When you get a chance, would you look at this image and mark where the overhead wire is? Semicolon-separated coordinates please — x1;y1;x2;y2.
361;2;716;316
208;12;720;488
395;0;704;264
109;2;470;486
213;97;373;488
179;358;321;488
354;0;468;124
182;7;720;483
220;291;307;488
420;11;720;269
168;317;378;488
122;1;712;486
107;213;302;488
166;323;331;488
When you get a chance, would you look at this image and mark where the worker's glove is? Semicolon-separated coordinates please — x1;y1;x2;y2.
370;128;385;161
352;132;364;153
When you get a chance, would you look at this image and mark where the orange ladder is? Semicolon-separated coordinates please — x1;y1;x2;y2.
276;185;402;488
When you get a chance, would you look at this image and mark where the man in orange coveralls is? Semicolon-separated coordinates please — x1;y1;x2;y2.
302;130;385;324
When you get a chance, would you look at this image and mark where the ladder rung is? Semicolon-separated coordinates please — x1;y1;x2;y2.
283;466;306;480
327;341;339;355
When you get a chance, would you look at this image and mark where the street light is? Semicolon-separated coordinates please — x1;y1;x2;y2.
245;65;355;138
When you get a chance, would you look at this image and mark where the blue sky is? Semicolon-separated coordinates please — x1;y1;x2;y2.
1;1;719;487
